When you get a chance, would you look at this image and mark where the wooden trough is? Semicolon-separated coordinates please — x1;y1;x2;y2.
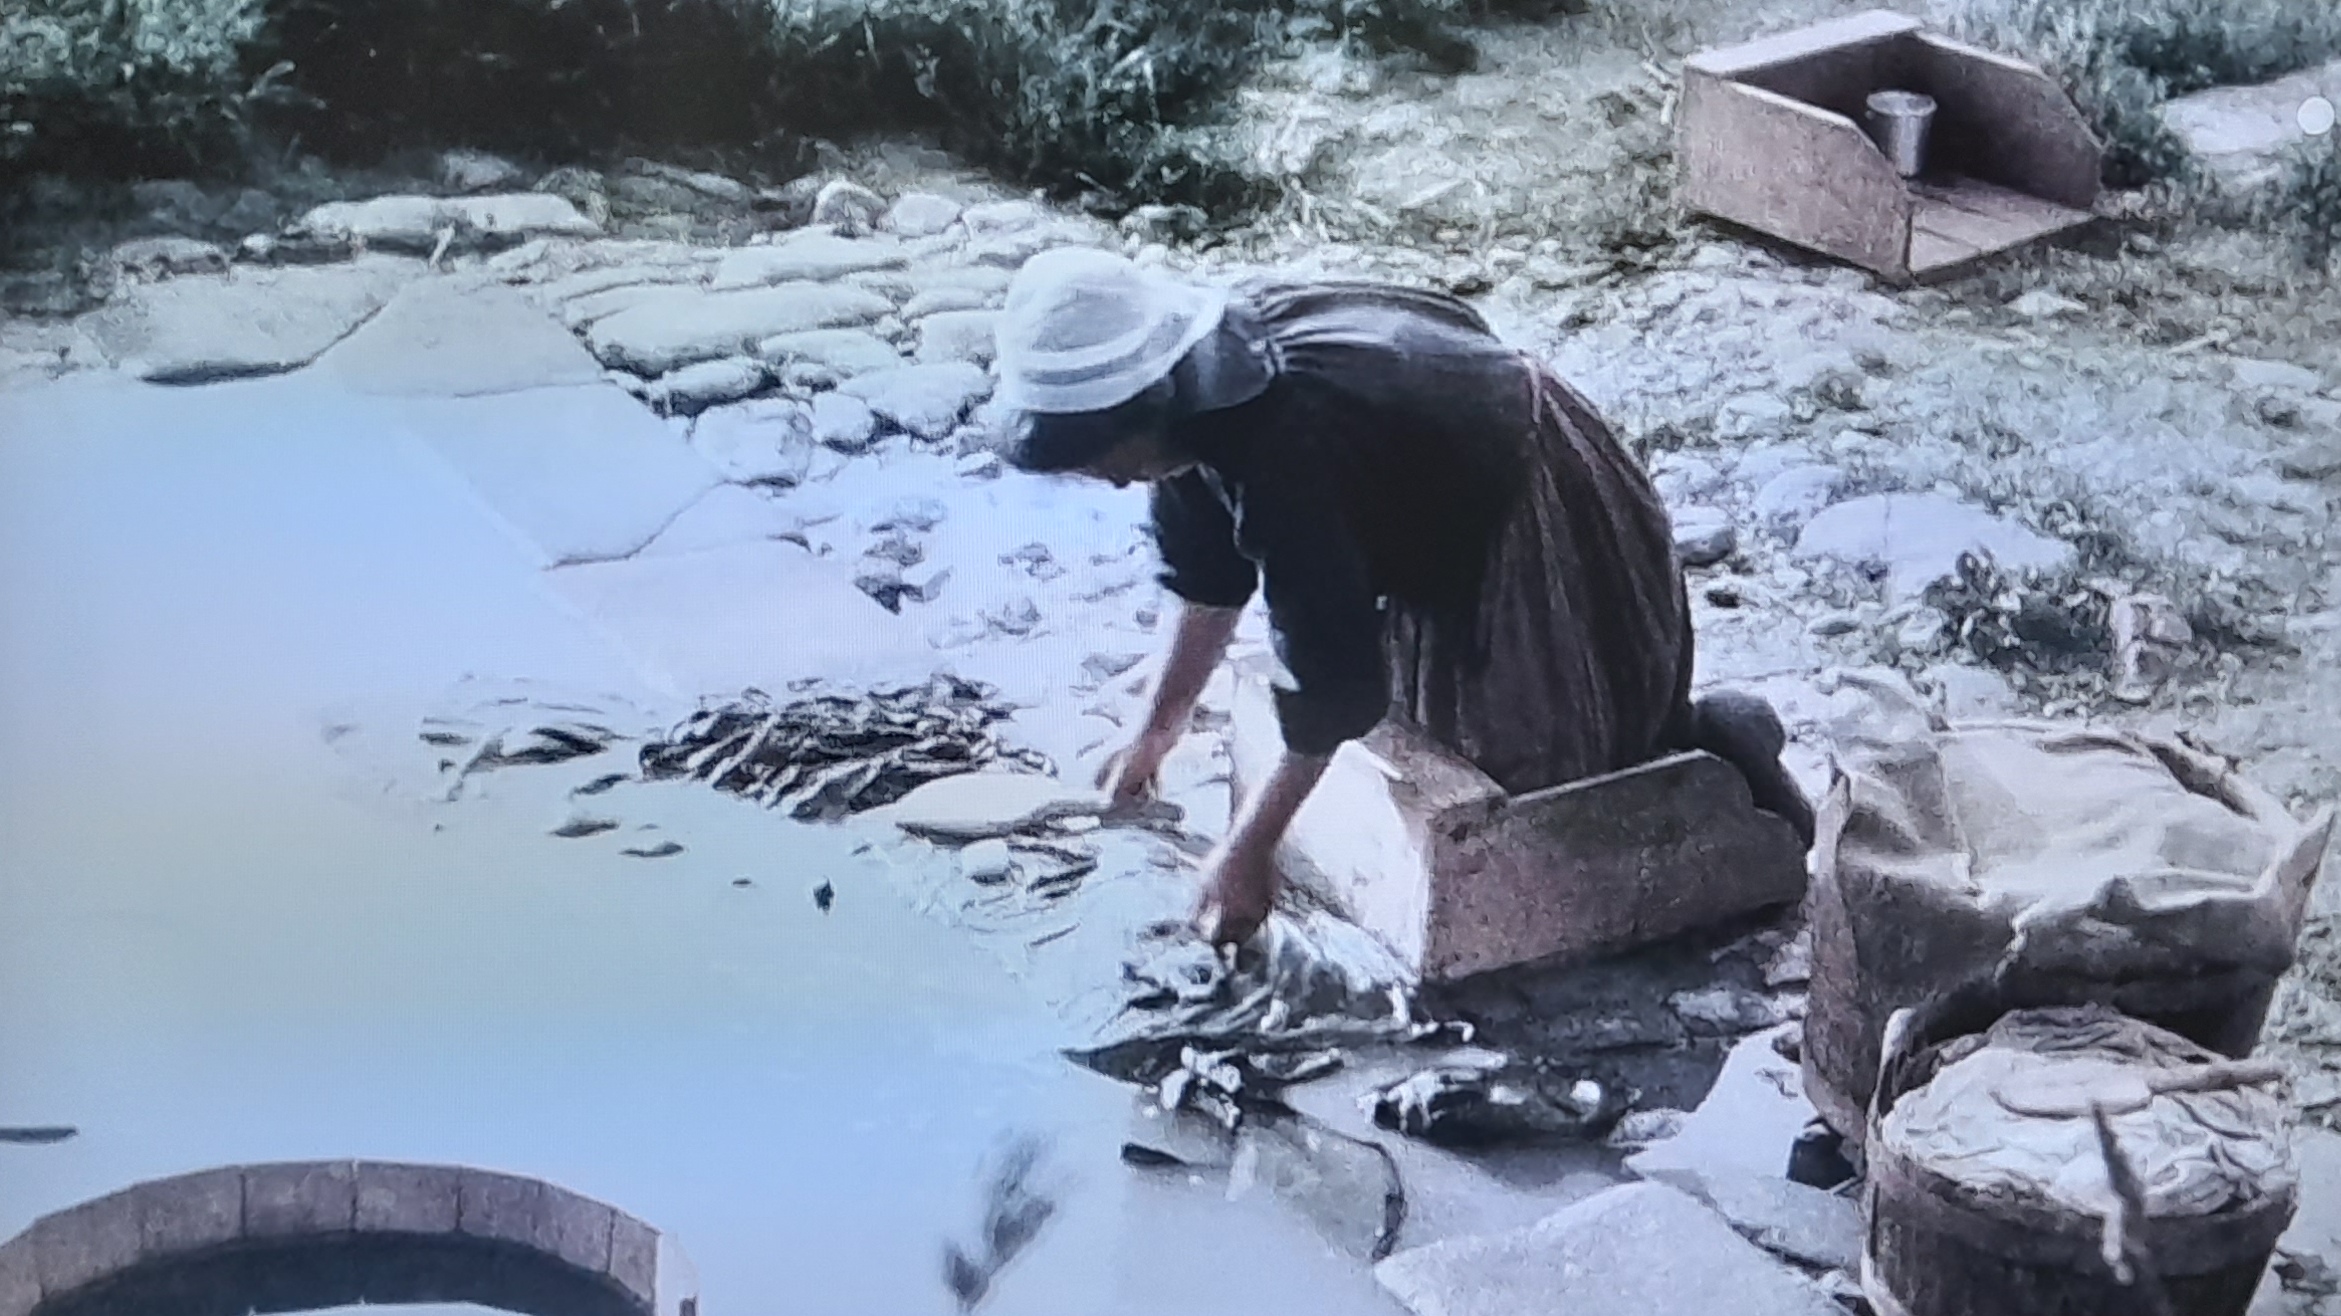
1678;9;2103;283
1227;659;1808;984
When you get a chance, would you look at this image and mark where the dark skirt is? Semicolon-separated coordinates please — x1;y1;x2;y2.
1383;359;1696;797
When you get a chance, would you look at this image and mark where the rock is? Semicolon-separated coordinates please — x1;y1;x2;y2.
1663;1172;1863;1273
960;200;1053;236
439;148;527;193
914;309;999;367
1652;453;1727;503
559;283;687;331
1751;465;1845;531
1792;493;2074;603
1890;607;1950;658
1082;652;1146;683
620;158;753;205
1607;1109;1689;1150
690;398;814;484
1764;934;1812;989
875;771;1106;841
2280;438;2341;481
1669;986;1786;1036
534;166;614;229
651;356;770;417
2008;289;2085;320
903;286;995;319
314;279;604;398
1671;506;1737;567
2231;356;2328;394
107;236;229;279
86;260;412;385
2161;62;2341;194
882;192;965;239
959;837;1018;883
1716;392;1796;440
839;362;993;441
989;597;1043;637
753;175;825;227
756;328;905;378
586;282;893;376
1627;1026;1817;1186
784;362;841;393
812;180;888;231
1374;1182;1842;1316
957;451;1003;480
1920;664;2018;719
1119;203;1210;244
868;497;948;534
1810;612;1862;638
296;194;600;251
810;392;881;453
710;234;909;289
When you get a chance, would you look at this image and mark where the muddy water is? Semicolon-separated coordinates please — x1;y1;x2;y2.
0;371;1405;1315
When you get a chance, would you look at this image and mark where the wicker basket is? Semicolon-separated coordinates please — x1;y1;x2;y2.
1861;1003;2297;1316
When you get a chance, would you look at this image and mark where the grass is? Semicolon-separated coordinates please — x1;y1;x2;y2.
1936;0;2341;189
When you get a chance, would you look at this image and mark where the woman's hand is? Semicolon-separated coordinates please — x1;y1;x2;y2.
1194;833;1281;947
1096;727;1179;808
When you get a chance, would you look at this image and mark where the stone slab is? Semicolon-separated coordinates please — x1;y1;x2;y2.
587;283;894;376
543;539;929;700
244;1160;357;1237
457;1168;548;1249
314;278;604;397
838;362;993;441
2163;60;2341;194
1374;1182;1842;1316
1793;491;2074;602
29;1188;145;1296
390;383;722;567
136;1166;245;1258
540;1184;618;1275
85;260;416;385
610;1213;660;1305
1628;1025;1818;1186
0;1234;35;1316
640;483;806;557
299;194;601;250
355;1161;462;1235
1660;1169;1862;1271
710;234;909;289
755;328;907;378
915;309;1000;367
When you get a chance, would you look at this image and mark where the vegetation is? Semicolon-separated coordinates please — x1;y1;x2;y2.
1;0;288;179
1938;0;2341;188
5;0;1482;214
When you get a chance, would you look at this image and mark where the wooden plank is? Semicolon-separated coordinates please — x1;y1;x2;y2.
1914;33;2103;209
1678;75;1915;279
1911;179;2089;252
1684;9;1920;79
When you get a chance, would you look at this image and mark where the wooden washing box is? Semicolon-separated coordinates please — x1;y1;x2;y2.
1677;9;2104;283
1227;658;1808;984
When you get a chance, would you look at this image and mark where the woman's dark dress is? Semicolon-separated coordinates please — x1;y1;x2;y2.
1151;279;1697;796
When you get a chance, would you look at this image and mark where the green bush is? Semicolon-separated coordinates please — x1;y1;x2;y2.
1;0;280;181
1938;0;2341;188
257;0;1474;213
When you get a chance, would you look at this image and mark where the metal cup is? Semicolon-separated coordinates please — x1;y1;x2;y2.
1866;90;1938;178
